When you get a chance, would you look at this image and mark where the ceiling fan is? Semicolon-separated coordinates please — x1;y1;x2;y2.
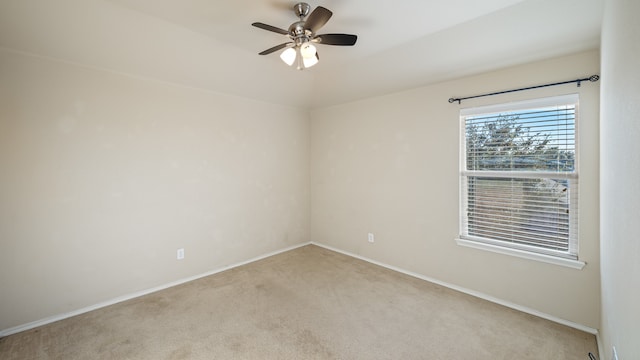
252;2;357;70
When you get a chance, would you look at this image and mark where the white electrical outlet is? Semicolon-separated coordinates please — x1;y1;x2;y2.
177;248;185;260
612;346;618;360
368;233;375;243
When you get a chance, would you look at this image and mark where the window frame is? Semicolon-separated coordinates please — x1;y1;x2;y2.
456;94;585;269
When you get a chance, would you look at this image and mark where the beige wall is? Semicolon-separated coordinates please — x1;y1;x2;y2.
310;50;601;329
1;47;605;336
600;0;640;358
0;49;310;331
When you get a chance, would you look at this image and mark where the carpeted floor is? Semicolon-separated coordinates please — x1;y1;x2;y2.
0;245;597;359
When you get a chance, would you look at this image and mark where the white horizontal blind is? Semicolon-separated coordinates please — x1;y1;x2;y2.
460;95;579;259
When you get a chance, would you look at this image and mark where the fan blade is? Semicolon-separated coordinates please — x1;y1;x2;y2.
314;34;357;46
259;42;293;55
252;22;289;35
304;6;332;33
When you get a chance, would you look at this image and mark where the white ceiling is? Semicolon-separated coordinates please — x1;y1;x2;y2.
0;0;603;109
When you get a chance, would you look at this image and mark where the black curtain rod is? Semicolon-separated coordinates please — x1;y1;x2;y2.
448;75;600;104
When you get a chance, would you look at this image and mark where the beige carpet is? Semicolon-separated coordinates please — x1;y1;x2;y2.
0;245;597;359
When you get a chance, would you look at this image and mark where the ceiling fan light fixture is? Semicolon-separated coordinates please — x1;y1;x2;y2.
280;47;297;66
253;3;357;70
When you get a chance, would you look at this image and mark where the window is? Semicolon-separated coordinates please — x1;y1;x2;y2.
458;94;579;261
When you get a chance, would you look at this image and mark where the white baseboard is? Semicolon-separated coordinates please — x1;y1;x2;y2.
0;242;311;337
2;241;599;339
595;332;604;360
311;241;599;335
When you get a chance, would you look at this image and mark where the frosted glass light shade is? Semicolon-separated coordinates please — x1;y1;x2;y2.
280;48;296;66
303;53;318;68
300;42;317;59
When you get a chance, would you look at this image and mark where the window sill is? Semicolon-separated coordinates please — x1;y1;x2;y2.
455;238;586;270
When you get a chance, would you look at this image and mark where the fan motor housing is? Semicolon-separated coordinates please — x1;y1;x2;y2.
289;21;310;38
